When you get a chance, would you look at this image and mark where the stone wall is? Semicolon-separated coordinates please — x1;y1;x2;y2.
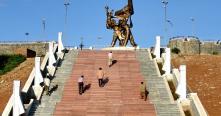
0;42;48;57
200;41;221;55
168;36;221;55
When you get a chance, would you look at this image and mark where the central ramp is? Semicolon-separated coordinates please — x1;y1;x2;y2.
54;50;156;115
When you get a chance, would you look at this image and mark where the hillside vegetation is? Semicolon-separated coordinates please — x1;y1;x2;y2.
0;54;26;75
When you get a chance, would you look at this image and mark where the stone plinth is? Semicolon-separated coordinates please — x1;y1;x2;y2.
102;46;137;51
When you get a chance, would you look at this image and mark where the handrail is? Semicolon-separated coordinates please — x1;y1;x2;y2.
2;42;62;116
189;93;208;116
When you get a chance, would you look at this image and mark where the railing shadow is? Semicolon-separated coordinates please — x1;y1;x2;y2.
102;77;109;87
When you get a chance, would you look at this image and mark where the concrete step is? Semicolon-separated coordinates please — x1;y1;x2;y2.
54;51;156;115
136;51;182;115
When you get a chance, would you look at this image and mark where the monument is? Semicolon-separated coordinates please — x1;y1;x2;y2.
105;0;137;47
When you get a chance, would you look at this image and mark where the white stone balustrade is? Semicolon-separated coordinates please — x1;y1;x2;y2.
154;36;161;59
13;80;25;116
89;46;93;50
47;42;56;75
58;32;64;54
74;46;78;49
162;48;171;75
189;93;208;116
34;57;43;87
136;46;140;49
2;37;64;115
33;57;44;98
176;65;187;101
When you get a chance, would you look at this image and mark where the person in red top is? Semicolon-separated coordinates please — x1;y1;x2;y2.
97;67;104;87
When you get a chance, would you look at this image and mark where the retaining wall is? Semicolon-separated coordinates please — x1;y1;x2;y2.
0;42;48;57
169;36;221;55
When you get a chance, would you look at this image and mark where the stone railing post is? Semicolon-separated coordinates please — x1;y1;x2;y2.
162;48;171;75
176;65;187;101
154;36;161;59
33;57;44;98
89;46;94;50
58;32;64;54
34;57;43;87
13;80;25;116
47;42;56;75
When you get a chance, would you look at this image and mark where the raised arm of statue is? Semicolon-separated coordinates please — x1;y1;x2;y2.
105;6;109;14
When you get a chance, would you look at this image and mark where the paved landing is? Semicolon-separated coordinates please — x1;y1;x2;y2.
54;51;156;116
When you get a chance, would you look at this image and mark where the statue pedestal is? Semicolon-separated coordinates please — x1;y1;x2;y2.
102;46;137;51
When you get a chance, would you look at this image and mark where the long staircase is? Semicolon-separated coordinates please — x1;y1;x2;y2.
30;49;183;116
54;50;156;115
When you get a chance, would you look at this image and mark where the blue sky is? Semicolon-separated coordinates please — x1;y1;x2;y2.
0;0;220;48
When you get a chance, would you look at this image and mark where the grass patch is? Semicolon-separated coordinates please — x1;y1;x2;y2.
0;54;26;75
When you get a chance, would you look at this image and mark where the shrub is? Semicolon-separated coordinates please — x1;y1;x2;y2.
171;47;181;54
0;54;26;75
212;51;218;55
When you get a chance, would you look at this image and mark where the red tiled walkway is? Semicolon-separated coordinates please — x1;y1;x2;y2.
54;51;156;116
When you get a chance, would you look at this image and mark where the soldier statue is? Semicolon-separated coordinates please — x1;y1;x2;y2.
105;0;137;47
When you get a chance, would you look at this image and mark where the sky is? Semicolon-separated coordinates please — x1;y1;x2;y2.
0;0;220;48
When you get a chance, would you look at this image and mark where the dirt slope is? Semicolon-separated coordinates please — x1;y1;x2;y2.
172;55;221;116
0;58;34;113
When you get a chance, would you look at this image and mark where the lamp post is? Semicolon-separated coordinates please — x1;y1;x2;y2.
42;18;46;33
190;17;195;36
166;19;173;40
97;36;102;48
79;37;84;50
64;0;70;45
64;0;70;25
162;0;168;44
25;32;29;42
42;18;46;39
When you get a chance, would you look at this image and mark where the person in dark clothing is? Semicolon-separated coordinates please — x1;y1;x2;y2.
78;75;84;95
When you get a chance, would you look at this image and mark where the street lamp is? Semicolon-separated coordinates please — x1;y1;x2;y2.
25;32;29;42
190;17;195;36
42;18;46;33
64;0;70;25
79;37;84;50
97;36;102;48
42;18;46;39
162;0;168;32
166;19;173;40
162;0;169;44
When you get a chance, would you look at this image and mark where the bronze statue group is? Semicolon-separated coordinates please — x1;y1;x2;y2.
105;0;137;47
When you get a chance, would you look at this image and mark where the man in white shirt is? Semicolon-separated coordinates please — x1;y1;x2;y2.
78;75;84;95
108;51;113;67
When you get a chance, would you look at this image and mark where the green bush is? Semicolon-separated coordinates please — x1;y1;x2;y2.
0;54;26;75
171;47;181;54
212;51;218;55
